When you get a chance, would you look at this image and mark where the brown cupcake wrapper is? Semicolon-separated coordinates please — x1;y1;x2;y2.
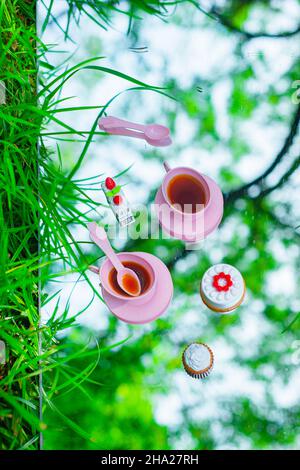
183;365;213;380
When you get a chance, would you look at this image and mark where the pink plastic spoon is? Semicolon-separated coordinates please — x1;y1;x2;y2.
102;126;172;147
88;222;141;297
99;116;169;140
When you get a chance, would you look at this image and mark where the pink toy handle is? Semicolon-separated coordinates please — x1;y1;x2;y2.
99;116;145;133
88;222;107;242
101;127;146;140
89;265;100;274
88;222;123;271
163;161;171;173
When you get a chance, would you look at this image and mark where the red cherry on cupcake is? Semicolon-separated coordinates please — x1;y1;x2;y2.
113;195;123;205
105;177;116;190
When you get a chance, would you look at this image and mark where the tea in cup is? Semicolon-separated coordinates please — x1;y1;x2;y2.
155;162;223;242
100;252;156;305
163;162;210;214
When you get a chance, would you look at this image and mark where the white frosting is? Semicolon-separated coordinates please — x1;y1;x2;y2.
201;263;244;311
183;343;212;372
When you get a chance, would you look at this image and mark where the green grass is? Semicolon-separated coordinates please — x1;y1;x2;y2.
0;0;177;450
41;0;208;37
0;0;41;449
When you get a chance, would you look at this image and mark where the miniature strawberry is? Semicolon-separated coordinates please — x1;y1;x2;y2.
105;177;116;190
113;195;123;205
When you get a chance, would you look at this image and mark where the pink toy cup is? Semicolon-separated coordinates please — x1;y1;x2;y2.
155;162;224;242
162;162;211;216
99;252;157;305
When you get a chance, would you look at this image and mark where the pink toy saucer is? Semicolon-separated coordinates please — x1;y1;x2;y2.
101;252;173;324
155;174;223;242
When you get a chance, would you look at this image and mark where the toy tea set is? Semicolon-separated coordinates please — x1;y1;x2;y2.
89;116;246;380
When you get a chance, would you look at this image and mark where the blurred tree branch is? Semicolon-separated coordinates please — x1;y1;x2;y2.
225;103;300;203
210;6;300;39
256;154;300;199
258;202;300;239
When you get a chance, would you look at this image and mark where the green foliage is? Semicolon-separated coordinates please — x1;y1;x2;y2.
43;333;170;450
43;0;299;450
1;0;300;451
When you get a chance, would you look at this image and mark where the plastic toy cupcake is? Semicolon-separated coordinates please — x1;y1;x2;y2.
200;263;246;313
182;342;214;379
